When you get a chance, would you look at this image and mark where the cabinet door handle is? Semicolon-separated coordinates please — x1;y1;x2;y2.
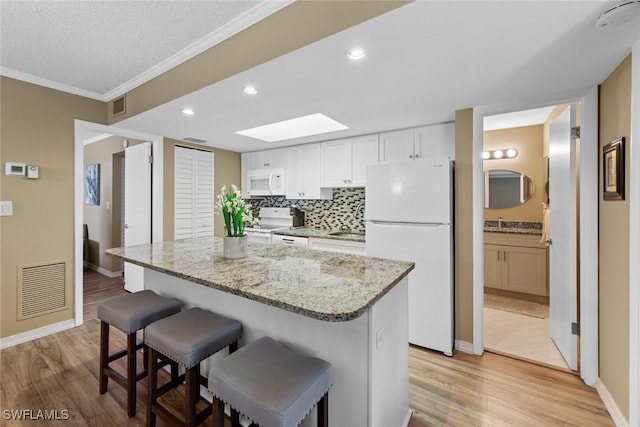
503;251;507;261
497;251;500;261
409;154;414;159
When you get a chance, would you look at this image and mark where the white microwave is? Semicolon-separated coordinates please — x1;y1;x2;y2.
246;168;286;196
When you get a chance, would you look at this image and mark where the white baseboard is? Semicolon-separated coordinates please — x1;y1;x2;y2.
455;340;474;354
84;262;122;278
596;378;629;427
0;319;75;350
402;408;412;427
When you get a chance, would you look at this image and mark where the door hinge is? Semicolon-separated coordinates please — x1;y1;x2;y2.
571;322;580;336
148;155;153;164
571;126;580;139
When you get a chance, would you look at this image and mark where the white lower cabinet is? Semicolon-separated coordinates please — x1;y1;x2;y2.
309;237;365;255
271;234;309;248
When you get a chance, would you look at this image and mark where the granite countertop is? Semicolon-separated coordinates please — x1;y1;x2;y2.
105;237;413;322
272;227;366;243
483;220;543;236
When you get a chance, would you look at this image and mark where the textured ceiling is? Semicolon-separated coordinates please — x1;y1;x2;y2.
0;0;286;99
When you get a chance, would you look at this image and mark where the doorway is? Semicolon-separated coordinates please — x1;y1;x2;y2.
73;120;163;327
481;105;576;372
471;87;599;387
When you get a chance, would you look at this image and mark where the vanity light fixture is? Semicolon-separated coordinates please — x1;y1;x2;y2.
347;47;366;60
242;85;259;95
483;148;518;160
182;108;195;116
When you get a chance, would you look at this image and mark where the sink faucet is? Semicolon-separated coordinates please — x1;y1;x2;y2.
354;202;364;220
498;216;503;228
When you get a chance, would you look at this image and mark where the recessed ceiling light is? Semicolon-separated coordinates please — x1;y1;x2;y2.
243;85;258;95
235;113;348;142
182;108;195;116
347;47;366;60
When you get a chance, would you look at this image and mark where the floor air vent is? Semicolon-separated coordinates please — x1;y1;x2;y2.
18;261;68;320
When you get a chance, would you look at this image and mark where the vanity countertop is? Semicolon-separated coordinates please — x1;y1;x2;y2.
484;221;543;236
484;227;543;235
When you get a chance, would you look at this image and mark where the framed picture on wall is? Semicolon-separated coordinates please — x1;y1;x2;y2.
602;137;625;201
85;163;100;205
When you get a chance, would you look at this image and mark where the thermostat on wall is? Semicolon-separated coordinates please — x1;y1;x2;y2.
5;162;26;176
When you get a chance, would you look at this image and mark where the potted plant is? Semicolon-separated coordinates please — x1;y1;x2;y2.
215;185;257;259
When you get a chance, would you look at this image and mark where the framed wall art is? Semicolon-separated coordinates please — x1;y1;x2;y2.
602;137;625;201
85;163;100;205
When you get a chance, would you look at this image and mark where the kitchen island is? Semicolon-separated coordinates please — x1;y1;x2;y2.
106;237;414;427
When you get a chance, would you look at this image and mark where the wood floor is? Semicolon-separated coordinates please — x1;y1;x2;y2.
0;271;614;426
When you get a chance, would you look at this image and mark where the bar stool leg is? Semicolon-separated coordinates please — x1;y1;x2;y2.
99;321;109;394
214;398;224;427
185;363;199;427
231;408;240;427
318;392;328;427
127;332;137;417
147;347;158;427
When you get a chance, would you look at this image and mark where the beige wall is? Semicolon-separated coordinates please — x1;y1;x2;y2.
483;125;545;223
0;77;106;338
162;139;240;240
107;1;408;123
599;54;631;420
455;108;474;342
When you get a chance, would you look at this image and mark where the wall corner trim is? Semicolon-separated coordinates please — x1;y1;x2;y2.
455;340;475;354
0;319;75;350
596;378;629;427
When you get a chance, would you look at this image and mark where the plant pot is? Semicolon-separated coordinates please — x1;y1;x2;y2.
223;236;248;259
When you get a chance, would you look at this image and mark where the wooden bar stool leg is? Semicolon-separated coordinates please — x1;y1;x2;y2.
127;332;137;417
214;397;225;427
231;408;240;427
147;347;158;427
318;392;328;427
99;321;109;394
185;364;199;427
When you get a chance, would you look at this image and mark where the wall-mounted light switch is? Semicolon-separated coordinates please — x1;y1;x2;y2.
0;201;14;216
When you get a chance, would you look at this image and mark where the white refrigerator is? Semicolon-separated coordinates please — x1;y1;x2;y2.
365;159;454;356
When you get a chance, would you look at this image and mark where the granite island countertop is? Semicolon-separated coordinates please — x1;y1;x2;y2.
105;237;413;322
272;226;366;242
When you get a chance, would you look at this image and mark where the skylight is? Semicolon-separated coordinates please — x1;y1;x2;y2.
235;113;348;142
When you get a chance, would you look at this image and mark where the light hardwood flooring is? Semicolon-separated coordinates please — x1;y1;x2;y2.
484;306;570;371
0;272;613;426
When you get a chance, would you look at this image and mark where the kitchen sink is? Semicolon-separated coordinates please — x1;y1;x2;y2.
329;230;366;238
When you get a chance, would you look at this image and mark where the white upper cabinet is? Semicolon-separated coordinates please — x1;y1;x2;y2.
379;122;454;164
286;143;331;200
321;134;378;187
379;129;415;164
414;122;455;161
247;148;286;170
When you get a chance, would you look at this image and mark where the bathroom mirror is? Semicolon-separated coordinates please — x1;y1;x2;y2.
484;169;535;209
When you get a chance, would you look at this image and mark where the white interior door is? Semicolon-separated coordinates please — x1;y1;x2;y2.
124;142;152;292
548;105;578;370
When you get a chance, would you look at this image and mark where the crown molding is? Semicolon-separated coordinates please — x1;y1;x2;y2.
0;67;105;101
102;0;295;102
1;1;294;103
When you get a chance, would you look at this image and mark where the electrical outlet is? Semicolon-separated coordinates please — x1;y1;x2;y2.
0;201;13;216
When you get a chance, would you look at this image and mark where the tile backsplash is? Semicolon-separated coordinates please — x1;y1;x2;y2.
247;188;365;231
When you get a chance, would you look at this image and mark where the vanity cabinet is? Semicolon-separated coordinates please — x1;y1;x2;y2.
321;134;379;187
484;233;548;296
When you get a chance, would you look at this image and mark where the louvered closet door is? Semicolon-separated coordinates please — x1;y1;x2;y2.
174;147;214;240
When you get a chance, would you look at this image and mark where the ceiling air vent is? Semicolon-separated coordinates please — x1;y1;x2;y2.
112;95;126;117
183;137;208;144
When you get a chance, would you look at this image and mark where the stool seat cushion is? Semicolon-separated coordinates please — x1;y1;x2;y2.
97;290;181;333
145;307;242;368
209;336;331;427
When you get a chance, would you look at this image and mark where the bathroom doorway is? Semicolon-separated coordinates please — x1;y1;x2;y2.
481;104;579;372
